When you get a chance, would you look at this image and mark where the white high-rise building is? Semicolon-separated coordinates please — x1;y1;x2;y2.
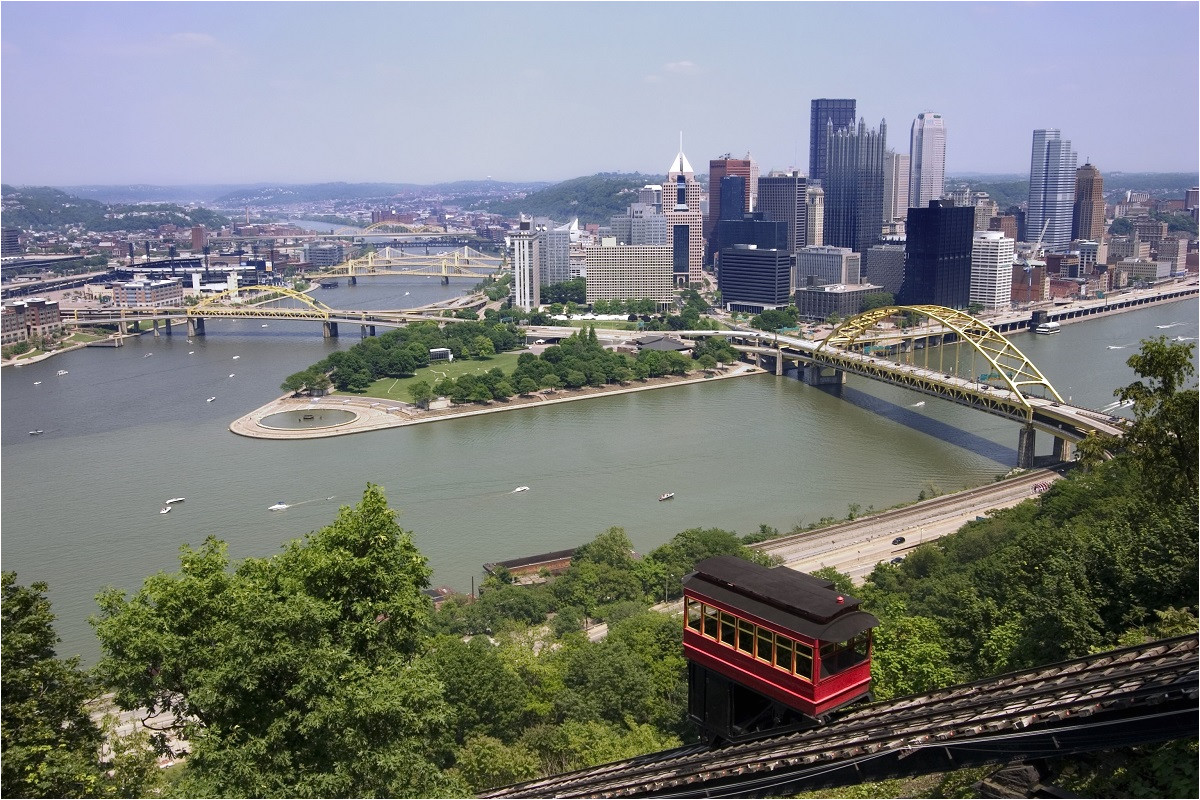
908;112;946;211
970;230;1014;310
509;216;540;311
662;144;704;287
884;150;910;221
1027;129;1078;252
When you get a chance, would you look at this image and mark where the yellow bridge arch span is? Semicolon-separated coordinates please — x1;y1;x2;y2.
336;221;445;235
815;305;1064;411
188;285;333;320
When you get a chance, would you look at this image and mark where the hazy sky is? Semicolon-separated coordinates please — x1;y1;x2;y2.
2;1;1197;187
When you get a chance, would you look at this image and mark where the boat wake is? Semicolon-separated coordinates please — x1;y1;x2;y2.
910;401;926;407
1156;322;1183;329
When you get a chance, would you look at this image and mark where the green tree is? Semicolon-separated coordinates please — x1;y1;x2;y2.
1;572;137;799
473;335;496;359
409;379;435;407
1115;336;1198;496
453;735;540;793
91;486;466;798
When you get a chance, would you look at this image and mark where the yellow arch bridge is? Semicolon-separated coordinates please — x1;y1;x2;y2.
323;246;505;282
725;305;1127;467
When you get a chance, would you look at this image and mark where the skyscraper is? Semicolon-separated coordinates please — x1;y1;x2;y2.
510;215;540;311
970;230;1015;310
1071;162;1105;241
1027;129;1078;251
708;175;747;262
897;200;975;308
883;150;910;222
823;117;887;255
756;171;808;255
706;154;758;249
809;98;856;185
663;144;704;287
716;213;791;307
806;184;825;248
908;112;946;210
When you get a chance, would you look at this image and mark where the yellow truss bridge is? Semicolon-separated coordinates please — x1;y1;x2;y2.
188;285;335;321
325;246;505;279
335;221;447;235
813;304;1065;414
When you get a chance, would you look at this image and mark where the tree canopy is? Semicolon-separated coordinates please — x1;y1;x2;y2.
91;485;468;798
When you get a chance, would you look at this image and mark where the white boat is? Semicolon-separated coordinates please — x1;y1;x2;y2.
511;486;530;493
232;356;240;360
1034;321;1061;335
659;492;675;501
261;324;269;328
165;497;185;505
33;381;41;385
268;502;289;511
228;373;236;378
911;401;926;408
144;353;153;358
206;396;216;403
159;506;171;514
188;351;195;354
28;430;44;436
57;370;69;376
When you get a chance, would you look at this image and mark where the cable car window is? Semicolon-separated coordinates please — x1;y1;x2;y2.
737;620;755;653
756;629;773;663
774;634;794;672
703;605;719;638
720;612;736;647
795;642;814;681
686;598;702;632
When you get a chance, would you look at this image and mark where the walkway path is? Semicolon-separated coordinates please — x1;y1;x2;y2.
229;363;763;440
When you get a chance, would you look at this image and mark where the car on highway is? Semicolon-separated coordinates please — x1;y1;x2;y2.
890;557;904;564
891;536;905;545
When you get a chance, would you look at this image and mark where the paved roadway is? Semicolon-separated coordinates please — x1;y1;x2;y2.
759;467;1064;582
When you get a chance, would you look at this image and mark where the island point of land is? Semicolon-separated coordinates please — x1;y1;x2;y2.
229;362;763;440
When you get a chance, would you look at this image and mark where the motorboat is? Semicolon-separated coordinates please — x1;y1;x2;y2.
206;397;216;402
188;351;195;354
57;370;69;376
268;502;289;511
232;356;240;360
28;430;44;436
1034;321;1061;335
165;497;185;505
159;506;171;514
33;381;41;385
261;324;269;328
144;353;153;358
659;492;675;501
229;373;236;378
511;486;530;493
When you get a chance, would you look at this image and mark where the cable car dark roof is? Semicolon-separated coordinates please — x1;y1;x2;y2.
684;556;877;638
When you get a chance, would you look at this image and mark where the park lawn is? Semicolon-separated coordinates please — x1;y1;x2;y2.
352;350;526;402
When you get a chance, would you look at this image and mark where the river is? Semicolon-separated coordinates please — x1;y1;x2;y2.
2;284;1196;663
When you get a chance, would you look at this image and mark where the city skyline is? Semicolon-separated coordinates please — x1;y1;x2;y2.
1;2;1197;187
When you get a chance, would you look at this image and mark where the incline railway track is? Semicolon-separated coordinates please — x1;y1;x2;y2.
483;636;1197;798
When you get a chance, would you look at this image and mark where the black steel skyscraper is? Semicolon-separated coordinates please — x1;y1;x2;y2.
809;98;856;184
897;200;975;309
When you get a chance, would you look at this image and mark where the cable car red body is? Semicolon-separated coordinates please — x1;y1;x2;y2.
683;556;879;740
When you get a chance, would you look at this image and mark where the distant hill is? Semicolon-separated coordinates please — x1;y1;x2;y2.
1;185;230;232
469;172;665;226
210;180;551;207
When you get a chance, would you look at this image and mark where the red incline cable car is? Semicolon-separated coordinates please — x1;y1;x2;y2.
683;556;879;741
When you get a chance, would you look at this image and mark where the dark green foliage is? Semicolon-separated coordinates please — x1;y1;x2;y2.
91;485;468;798
424;636;529;745
1;185;230;232
637;527;771;602
541;278;586;305
2;574;106;798
750;306;800;331
473;173;664;225
861;292;895;312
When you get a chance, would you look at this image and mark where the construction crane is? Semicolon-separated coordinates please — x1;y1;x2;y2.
1019;219;1051;289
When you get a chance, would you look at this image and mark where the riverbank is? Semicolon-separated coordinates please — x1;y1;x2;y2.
229;362;765;439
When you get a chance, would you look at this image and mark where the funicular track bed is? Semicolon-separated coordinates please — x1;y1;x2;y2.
482;636;1198;798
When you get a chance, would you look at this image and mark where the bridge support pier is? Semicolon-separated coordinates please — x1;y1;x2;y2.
802;365;845;387
152;319;172;336
1052;437;1073;463
775;350;784;376
323;321;339;338
441;276;449;285
187;317;206;337
347;276;357;286
1017;425;1036;469
360;324;376;339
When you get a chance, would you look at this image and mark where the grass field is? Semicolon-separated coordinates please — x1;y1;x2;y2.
351;351;525;402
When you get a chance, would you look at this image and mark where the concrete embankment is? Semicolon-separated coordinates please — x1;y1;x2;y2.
229;363;764;440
